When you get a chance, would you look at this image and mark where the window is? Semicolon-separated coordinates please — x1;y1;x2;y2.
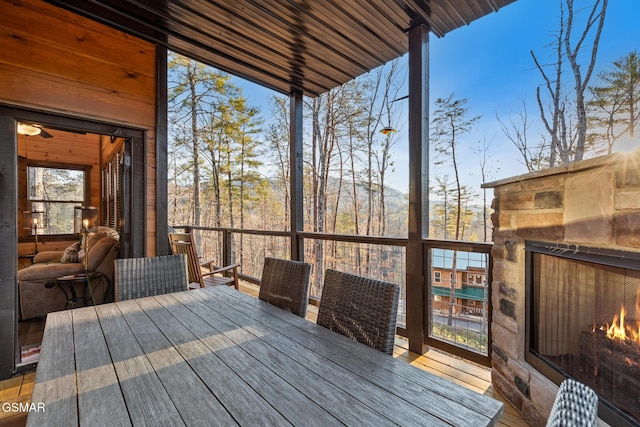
434;271;441;283
28;166;86;235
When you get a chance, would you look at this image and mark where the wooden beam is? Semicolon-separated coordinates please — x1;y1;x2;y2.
289;90;304;261
406;24;429;355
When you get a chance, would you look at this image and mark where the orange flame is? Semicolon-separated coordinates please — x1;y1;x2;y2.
605;304;640;344
607;306;627;341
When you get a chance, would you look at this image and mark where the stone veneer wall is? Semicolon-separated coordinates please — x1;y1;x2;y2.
484;150;640;427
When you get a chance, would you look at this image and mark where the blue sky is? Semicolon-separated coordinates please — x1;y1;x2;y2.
230;0;640;196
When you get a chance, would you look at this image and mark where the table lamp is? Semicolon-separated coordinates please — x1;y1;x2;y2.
23;210;44;254
74;206;99;271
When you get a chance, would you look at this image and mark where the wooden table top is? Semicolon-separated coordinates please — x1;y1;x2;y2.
28;286;503;426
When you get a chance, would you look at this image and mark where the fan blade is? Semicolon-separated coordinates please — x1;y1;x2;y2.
39;129;53;138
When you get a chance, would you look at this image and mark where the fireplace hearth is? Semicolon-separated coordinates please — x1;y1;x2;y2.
526;241;640;426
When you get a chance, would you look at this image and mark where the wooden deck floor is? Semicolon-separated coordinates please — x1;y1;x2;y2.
0;283;528;426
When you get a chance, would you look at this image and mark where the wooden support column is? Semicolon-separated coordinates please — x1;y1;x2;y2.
406;24;430;354
290;90;304;261
0;115;17;379
156;44;169;256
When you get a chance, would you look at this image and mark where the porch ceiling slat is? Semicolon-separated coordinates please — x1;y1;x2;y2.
156;4;343;91
163;0;353;86
241;0;377;73
47;0;517;96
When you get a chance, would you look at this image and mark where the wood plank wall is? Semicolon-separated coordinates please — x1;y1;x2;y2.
0;0;158;255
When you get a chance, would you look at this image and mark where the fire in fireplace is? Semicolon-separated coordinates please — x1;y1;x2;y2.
525;241;640;427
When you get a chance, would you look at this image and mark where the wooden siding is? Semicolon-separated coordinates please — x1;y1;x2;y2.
0;0;158;255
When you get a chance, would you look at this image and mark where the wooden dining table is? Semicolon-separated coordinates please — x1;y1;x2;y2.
27;285;504;426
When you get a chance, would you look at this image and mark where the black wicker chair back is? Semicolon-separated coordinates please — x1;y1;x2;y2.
114;254;189;301
259;258;311;317
317;269;400;355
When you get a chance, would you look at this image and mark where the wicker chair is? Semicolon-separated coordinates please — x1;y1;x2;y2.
258;258;311;317
168;232;240;289
114;254;189;301
317;269;400;355
546;379;599;427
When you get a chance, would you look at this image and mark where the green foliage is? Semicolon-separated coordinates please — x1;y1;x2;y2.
588;50;640;153
431;323;488;354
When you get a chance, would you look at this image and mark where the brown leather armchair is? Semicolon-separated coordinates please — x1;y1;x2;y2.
18;227;120;320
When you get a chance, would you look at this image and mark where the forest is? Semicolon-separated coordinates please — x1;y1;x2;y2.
166;0;638;350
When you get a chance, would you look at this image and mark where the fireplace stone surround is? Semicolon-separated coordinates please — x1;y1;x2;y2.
483;149;640;426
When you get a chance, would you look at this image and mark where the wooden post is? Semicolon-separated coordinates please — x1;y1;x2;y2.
156;44;170;256
0;115;17;379
290;90;304;261
406;24;430;354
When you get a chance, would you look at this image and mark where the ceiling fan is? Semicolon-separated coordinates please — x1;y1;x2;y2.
17;122;53;138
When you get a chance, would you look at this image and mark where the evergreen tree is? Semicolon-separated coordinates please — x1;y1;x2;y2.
588;50;640;152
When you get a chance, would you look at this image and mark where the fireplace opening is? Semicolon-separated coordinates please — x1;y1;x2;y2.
526;241;640;427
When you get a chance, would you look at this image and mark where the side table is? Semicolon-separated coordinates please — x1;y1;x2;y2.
55;272;103;309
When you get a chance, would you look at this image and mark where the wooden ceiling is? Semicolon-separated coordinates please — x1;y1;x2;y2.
47;0;517;96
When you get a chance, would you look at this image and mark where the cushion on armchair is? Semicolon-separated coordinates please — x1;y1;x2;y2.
60;241;81;263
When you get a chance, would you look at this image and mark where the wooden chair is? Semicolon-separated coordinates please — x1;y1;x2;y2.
259;257;311;317
317;269;400;355
114;254;189;301
168;232;240;289
546;379;598;427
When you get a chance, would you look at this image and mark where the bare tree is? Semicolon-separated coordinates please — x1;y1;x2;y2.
497;98;549;172
431;94;480;326
474;134;496;242
267;96;290;229
532;0;608;165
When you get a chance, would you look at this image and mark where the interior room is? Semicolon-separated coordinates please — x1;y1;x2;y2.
16;121;124;366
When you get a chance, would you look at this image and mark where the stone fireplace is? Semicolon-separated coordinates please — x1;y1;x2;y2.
484;150;640;427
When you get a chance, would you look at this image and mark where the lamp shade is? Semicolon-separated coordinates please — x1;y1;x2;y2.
380;126;397;135
17;122;42;136
74;206;99;234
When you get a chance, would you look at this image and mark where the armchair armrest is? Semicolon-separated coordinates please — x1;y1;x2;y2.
201;263;241;277
33;251;65;264
17;262;84;281
211;263;241;275
201;263;241;289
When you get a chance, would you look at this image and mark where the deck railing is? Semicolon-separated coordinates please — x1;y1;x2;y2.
171;225;493;364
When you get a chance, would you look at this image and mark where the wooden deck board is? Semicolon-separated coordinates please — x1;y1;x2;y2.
2;284;529;427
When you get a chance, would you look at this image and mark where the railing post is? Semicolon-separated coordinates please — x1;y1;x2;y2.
222;230;231;267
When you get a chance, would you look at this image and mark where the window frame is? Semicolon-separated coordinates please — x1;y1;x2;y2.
23;161;91;239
